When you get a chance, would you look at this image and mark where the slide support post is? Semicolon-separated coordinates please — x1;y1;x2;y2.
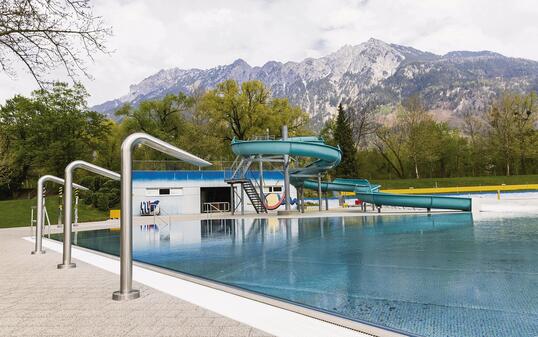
259;155;264;202
318;174;322;211
282;125;291;211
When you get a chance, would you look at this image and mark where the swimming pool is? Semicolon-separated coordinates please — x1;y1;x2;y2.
54;213;538;337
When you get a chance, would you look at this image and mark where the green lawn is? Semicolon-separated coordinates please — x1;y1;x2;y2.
373;174;538;189
0;196;109;228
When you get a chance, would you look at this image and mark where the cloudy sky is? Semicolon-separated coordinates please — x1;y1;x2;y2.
2;0;538;105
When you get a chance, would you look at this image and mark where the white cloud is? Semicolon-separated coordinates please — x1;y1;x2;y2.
1;0;538;106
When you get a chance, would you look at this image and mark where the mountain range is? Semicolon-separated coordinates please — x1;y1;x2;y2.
92;38;538;128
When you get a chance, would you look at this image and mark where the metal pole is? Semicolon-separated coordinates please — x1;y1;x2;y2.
113;133;211;301
240;186;245;215
325;192;329;210
259;155;264;202
58;161;120;269
318;174;322;211
282;125;291;211
57;186;63;228
32;178;45;254
32;175;87;255
74;190;79;227
58;170;75;269
300;187;305;213
298;186;304;213
230;184;235;215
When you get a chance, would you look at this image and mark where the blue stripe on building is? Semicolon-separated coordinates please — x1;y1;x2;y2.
133;170;284;181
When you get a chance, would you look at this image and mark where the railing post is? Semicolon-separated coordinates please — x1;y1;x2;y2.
113;133;210;301
57;168;76;269
258;155;264;203
318;174;322;211
32;177;46;255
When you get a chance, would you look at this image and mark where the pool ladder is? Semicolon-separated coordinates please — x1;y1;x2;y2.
30;204;52;238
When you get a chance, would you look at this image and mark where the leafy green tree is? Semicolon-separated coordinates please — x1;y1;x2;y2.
30;83;109;175
0;82;110;197
198;80;309;141
0;95;39;197
373;124;407;179
334;104;359;178
462;110;488;176
320;117;337;146
398;96;438;179
115;93;196;163
116;93;192;143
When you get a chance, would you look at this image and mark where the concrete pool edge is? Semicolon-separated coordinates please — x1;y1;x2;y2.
24;236;408;337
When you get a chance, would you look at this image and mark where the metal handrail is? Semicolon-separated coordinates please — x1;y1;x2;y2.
114;132;211;301
250;135;276;140
203;202;230;213
32;175;88;255
58;161;120;269
152;207;172;229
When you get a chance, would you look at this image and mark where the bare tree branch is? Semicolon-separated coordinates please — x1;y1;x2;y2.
0;0;111;87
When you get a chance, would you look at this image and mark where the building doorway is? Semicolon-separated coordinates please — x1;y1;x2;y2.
200;187;231;213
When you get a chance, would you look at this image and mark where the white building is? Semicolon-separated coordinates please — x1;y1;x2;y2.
132;170;297;215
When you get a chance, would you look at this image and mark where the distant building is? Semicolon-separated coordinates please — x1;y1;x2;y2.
132;170;296;215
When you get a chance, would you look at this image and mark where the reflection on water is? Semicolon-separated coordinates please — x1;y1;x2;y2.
52;213;538;337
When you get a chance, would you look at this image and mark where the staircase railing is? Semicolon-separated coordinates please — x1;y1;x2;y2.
153;207;171;229
226;155;267;213
203;202;231;213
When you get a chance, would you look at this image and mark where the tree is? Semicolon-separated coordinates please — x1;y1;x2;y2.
0;94;39;197
0;0;111;85
0;82;110;197
334;103;359;178
198;80;309;140
398;96;437;179
461;109;487;176
319;117;337;147
487;92;538;176
116;93;192;143
348;99;378;147
373;124;407;178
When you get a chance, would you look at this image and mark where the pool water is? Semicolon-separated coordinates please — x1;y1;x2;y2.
55;214;538;337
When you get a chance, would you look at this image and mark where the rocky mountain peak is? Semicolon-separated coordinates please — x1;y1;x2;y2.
230;58;250;68
92;38;538;129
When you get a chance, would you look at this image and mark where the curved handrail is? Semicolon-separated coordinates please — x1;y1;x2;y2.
32;175;87;255
231;137;342;189
57;161;120;269
113;133;211;301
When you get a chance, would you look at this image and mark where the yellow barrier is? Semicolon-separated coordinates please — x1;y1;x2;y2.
109;209;120;219
382;184;538;195
338;184;538;196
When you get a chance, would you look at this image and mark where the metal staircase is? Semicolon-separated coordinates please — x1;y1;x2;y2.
225;156;267;214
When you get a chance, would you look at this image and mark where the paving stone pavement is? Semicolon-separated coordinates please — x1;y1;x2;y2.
0;227;274;337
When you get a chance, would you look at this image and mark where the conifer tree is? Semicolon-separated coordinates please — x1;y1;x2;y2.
334;103;359;178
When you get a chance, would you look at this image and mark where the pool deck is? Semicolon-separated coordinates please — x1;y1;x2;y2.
0;225;274;337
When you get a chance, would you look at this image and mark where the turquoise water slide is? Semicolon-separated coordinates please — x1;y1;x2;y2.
231;137;471;211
